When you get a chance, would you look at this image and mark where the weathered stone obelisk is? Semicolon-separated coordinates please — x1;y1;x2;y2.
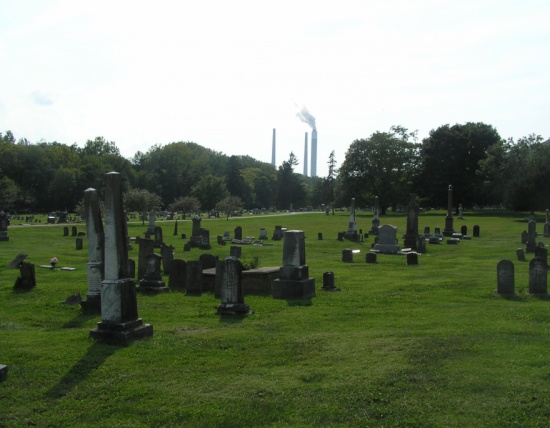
443;185;454;237
345;198;359;241
81;188;104;312
90;172;153;343
370;196;380;235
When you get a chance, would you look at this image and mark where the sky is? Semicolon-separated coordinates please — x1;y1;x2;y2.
1;0;549;178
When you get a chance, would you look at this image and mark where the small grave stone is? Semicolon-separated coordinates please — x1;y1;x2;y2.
259;228;268;240
234;226;243;241
526;220;537;253
161;244;174;275
173;219;178;236
137;253;167;292
521;231;528;244
0;211;9;241
321;272;339;291
272;225;283;240
199;253;218;270
460;225;467;236
318;232;323;240
516;248;526;262
181;233;186;240
446;238;459;245
434;227;441;235
534;245;548;264
473;225;480;237
75;238;83;250
217;235;223;245
217;257;251;315
406;252;419;265
222;231;231;241
71;226;78;237
496;259;515;295
154;226;163;247
365;252;377;263
200;229;212;250
168;259;187;289
185;260;203;295
528;257;547;295
342;249;353;263
337;232;344;241
230;246;242;258
63;226;69;237
429;236;441;245
416;236;426;254
138;238;155;280
13;262;36;290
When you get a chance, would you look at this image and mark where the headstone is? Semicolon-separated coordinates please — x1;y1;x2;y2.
81;188;104;312
185;260;203;295
365;252;377;263
272;230;316;299
473;225;480;237
230;246;242;258
342;249;353;263
443;185;454;236
259;228;268;240
534;245;548;264
345;198;359;241
337;232;344;241
168;259;187;289
496;259;515;295
370;196;380;235
423;226;431;237
526;220;537;253
76;237;83;250
321;272;339;291
89;172;153;343
404;194;419;250
521;231;528;244
199;253;218;270
137;253;167;292
222;231;231;241
71;226;78;237
214;258;224;298
318;232;323;240
189;216;202;247
460;225;467;236
154;226;163;247
200;229;211;250
434;227;441;235
406;252;419;266
127;259;136;279
544;223;550;238
217;257;250;315
416;236;426;254
0;211;9;241
272;225;283;240
446;238;459;245
138;238;155;280
0;364;7;382
161;244;174;275
13;262;36;290
173;219;178;236
147;210;156;235
234;226;243;241
516;248;526;262
373;225;399;253
528;257;547;295
458;203;463;219
63;226;69;237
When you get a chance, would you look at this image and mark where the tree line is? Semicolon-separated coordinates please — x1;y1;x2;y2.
1;122;548;215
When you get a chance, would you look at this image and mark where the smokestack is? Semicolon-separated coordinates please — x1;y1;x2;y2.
272;128;276;167
303;132;308;176
311;129;317;177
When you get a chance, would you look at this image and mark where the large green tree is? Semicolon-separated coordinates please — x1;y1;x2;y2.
419;122;501;207
123;188;162;224
191;174;229;211
276;152;307;210
336;127;420;211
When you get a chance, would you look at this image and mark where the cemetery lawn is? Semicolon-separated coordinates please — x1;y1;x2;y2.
1;210;550;427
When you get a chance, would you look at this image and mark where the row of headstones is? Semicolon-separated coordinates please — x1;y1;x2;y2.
516;245;548;263
342;249;421;265
496;258;548;295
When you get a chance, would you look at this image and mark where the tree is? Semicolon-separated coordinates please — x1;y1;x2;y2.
123;188;162;224
191;175;229;211
226;156;252;206
276;152;307;209
0;176;20;211
79;136;121;157
419;122;501;207
216;195;243;220
168;196;201;215
336;127;420;211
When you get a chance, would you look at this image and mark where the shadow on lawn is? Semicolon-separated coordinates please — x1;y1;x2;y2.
45;341;118;399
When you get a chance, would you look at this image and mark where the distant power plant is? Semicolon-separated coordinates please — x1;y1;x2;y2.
303;132;308;177
271;128;276;167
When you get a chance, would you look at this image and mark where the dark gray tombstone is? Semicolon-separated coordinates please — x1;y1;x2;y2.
127;259;136;279
13;262;36;290
516;248;526;262
138;238;155;280
544;223;550;238
199;253;218;270
337;232;344;241
496;259;515;295
63;226;69;237
342;249;353;263
365;252;377;263
161;244;174;275
526;220;536;253
138;253;167;292
416;236;426;254
434;227;441;235
185;260;203;295
534;245;548;264
168;259;187;289
406;252;419;265
0;364;7;382
460;225;467;236
217;257;250;315
0;211;10;241
272;230;315;299
373;225;399;253
230;246;242;258
89;172;153;343
200;229;211;250
217;235;223;245
259;228;268;240
71;226;78;237
473;225;480;237
370;196;380;235
234;226;243;241
76;238;83;250
404;194;419;250
318;232;323;240
321;271;339;291
173;220;178;236
154;226;163;247
272;225;283;241
528;257;547;295
423;226;430;235
214;258;224;298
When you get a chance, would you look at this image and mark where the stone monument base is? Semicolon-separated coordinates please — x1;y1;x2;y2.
90;318;153;344
217;302;251;316
137;278;168;293
272;278;316;299
373;244;400;253
80;294;101;312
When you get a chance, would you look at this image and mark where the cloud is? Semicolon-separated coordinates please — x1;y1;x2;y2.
30;90;54;106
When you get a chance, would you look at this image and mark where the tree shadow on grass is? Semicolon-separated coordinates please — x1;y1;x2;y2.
62;312;98;329
45;341;118;399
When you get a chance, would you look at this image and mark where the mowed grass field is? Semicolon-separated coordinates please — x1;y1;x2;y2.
1;210;550;427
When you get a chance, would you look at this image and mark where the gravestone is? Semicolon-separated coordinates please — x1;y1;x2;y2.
0;364;7;382
365;252;377;263
458;203;463;219
76;238;83;250
161;244;174;275
404;194;419;250
321;272;339;291
345;198;359;241
272;230;315;299
434;227;441;235
460;225;468;236
370;196;380;235
199;253;218;270
0;211;9;241
137;253;167;292
71;226;77;237
168;259;187;289
423;226;431;237
234;226;243;241
138;238;155;280
342;249;353;263
147;210;156;235
272;225;283;240
473;225;480;237
373;225;399;253
528;257;547;295
230;246;242;258
516;248;526;262
222;231;231;241
318;232;323;240
13;262;36;290
217;257;251;315
173;219;178;236
127;259;135;279
154;226;163;247
259;228;268;240
200;229;211;250
89;172;153;343
406;252;419;266
189;216;202;247
337;232;344;241
443;185;454;236
416;236;426;254
185;260;203;295
521;231;528;244
534;245;548;264
496;259;515;295
214;258;224;298
81;188;104;312
63;226;69;237
526;220;536;253
544;223;550;238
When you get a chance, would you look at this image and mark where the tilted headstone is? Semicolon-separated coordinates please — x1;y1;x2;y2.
516;248;526;262
217;257;250;315
13;262;36;290
89;172;153;343
272;230;315;299
528;257;547;295
168;259;187;289
496;259;515;295
404;194;419;250
138;238;155;280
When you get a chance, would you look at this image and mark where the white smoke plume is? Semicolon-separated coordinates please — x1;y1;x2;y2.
296;106;316;131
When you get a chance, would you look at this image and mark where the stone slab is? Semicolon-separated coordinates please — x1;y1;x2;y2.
272;277;316;300
0;364;7;382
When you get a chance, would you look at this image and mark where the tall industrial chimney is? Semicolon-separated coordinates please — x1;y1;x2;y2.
311;129;317;177
271;128;276;167
303;132;308;177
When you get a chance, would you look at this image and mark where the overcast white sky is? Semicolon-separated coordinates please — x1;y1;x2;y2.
1;0;549;177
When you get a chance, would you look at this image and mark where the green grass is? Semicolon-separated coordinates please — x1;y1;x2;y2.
1;210;550;427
